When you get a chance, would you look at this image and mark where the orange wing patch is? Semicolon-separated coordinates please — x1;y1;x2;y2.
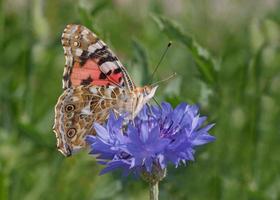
71;59;123;86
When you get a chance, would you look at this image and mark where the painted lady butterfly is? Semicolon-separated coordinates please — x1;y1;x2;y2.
53;24;158;157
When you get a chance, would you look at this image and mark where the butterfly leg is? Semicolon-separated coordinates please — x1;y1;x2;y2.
152;96;161;109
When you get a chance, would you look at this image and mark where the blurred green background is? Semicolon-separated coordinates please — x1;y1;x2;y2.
1;0;280;199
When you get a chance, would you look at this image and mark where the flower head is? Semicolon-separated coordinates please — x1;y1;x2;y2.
86;102;215;176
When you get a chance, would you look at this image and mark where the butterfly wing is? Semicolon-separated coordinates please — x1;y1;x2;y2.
61;24;135;91
53;85;125;156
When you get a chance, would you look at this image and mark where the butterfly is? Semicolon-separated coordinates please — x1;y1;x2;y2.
53;24;158;157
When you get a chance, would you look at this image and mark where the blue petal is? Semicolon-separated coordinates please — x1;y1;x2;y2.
85;135;97;144
151;105;161;117
107;112;124;132
192;134;216;146
99;160;130;175
161;102;172;109
127;124;142;144
157;154;166;169
161;102;173;116
140;123;149;142
191;124;215;145
187;104;199;116
191;115;200;131
94;123;110;141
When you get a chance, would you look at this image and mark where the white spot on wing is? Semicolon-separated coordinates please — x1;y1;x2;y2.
62;33;71;39
89;87;98;94
71;96;79;101
81;29;89;35
66;56;73;66
81;105;91;115
100;62;117;73
88;43;103;53
75;48;83;56
64;47;71;55
69;25;78;34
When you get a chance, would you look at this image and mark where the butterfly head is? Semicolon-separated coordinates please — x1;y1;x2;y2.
133;85;158;113
142;85;158;102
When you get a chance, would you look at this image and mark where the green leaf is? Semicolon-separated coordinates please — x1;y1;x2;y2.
152;15;219;86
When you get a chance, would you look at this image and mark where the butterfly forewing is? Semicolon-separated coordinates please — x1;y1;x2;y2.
61;24;135;91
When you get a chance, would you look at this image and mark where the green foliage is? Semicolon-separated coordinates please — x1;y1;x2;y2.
1;0;280;199
152;15;219;86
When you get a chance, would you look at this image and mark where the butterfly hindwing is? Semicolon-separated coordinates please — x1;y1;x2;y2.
53;85;124;156
61;24;135;91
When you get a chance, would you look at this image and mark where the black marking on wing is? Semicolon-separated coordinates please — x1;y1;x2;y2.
63;62;74;90
99;72;107;80
98;56;118;66
87;45;118;65
113;68;122;74
81;76;93;85
80;50;89;66
89;46;108;59
106;70;112;76
63;73;69;82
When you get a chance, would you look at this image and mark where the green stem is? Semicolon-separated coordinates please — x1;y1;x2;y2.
149;181;159;200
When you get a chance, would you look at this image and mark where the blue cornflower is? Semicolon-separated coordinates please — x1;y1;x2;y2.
86;102;215;176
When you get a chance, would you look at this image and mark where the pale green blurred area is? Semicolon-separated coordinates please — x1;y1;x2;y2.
1;0;280;199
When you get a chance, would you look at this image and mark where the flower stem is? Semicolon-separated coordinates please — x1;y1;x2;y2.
149;181;159;200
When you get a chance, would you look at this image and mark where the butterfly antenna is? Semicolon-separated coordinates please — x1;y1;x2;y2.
150;41;172;83
150;72;177;86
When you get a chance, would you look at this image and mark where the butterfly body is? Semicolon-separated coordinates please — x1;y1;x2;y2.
53;24;157;157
